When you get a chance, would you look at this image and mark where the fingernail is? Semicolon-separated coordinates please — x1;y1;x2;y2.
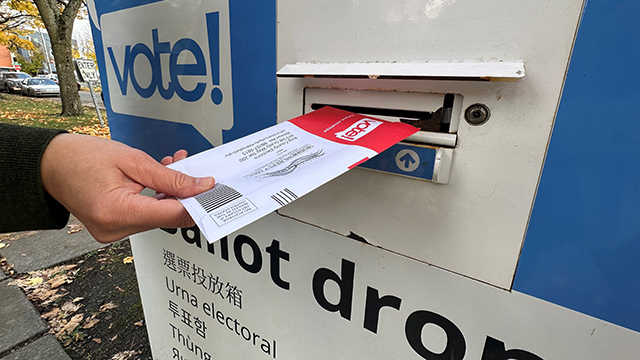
196;177;215;188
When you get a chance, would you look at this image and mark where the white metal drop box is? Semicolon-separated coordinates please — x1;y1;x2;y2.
275;2;582;290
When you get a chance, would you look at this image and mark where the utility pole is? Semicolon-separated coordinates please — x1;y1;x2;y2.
38;27;52;74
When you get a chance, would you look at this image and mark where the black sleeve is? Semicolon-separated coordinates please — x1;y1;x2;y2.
0;123;70;232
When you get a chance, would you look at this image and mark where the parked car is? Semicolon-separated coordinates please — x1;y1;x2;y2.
37;74;58;84
36;74;82;90
20;78;60;97
2;72;31;93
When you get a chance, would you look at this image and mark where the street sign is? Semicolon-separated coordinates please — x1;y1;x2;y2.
13;64;20;71
74;59;99;82
74;58;104;127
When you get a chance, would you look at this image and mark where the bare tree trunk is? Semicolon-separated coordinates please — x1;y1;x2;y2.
33;0;84;116
51;29;83;115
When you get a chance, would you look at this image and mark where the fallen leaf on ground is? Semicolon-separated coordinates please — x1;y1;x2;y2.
47;275;72;289
48;275;68;289
67;223;84;234
14;265;77;292
123;256;134;264
92;338;102;344
72;297;84;303
1;231;37;242
0;243;6;249
41;289;59;300
71;124;111;139
49;318;68;337
110;334;118;341
41;307;61;320
83;318;100;329
24;277;43;286
31;288;60;304
56;314;84;337
133;320;144;326
110;350;137;360
61;301;82;313
100;302;118;312
115;286;125;292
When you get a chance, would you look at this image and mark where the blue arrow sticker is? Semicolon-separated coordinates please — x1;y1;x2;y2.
360;143;437;181
399;152;416;168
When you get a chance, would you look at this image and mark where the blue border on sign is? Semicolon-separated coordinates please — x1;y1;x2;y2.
514;0;640;333
89;0;277;161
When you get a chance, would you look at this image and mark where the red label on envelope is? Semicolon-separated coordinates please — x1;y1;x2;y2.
288;107;419;153
172;106;419;243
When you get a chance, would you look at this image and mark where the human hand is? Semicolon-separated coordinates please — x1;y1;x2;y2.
41;134;215;243
160;149;189;166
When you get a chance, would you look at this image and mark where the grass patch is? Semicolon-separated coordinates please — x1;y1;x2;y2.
79;86;101;92
0;93;110;138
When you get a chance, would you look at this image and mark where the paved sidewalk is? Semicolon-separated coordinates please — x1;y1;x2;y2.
49;90;105;110
0;218;107;360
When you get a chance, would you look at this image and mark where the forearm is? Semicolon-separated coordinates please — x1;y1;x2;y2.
0;124;214;242
40;134;215;243
0;123;70;232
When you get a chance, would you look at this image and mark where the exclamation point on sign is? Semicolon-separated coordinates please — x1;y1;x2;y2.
206;11;223;105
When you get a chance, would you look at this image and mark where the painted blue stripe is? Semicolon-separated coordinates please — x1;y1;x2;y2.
514;0;640;332
108;115;214;161
93;0;164;17
225;0;277;142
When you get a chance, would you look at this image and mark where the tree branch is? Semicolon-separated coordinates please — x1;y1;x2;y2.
0;13;34;28
61;0;82;25
33;0;59;39
46;0;58;11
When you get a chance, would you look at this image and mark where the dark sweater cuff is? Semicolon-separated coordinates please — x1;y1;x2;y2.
0;124;70;232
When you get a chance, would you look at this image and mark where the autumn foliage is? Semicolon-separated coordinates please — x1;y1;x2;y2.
0;0;41;52
0;93;110;138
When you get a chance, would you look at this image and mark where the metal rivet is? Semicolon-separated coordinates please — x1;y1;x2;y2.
464;103;490;125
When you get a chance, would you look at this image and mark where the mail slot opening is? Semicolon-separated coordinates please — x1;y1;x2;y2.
312;93;456;133
304;88;462;147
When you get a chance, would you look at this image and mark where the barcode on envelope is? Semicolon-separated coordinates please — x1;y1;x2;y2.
195;184;243;213
271;188;298;206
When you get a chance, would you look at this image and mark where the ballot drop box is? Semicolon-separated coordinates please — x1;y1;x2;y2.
88;0;640;359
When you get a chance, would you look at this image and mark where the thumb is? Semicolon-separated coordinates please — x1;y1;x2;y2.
124;153;215;197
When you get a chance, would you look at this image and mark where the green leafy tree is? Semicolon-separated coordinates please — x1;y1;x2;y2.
16;51;43;75
2;0;85;115
32;0;84;115
0;0;38;52
79;39;96;67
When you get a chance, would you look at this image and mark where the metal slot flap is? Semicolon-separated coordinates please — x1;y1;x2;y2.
304;89;462;148
277;62;525;81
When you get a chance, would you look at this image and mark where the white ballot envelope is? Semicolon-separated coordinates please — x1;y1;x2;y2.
168;107;419;243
